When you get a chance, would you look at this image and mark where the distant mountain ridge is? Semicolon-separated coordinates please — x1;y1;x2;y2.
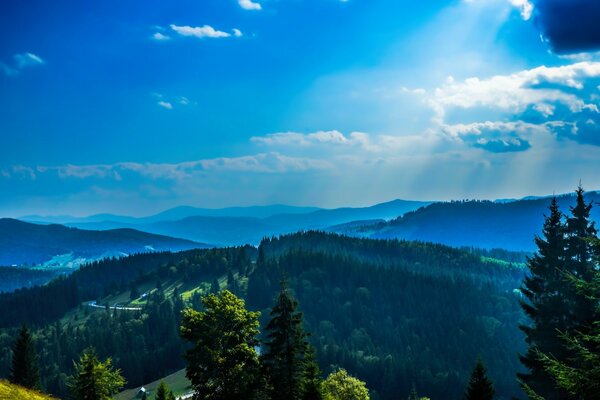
331;191;600;252
0;218;204;266
22;199;430;246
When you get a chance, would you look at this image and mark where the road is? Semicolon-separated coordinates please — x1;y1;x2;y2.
85;301;142;311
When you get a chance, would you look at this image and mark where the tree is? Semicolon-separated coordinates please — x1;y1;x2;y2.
68;347;126;400
518;197;570;398
302;350;324;400
322;369;369;400
530;237;600;399
155;380;175;400
211;278;220;294
564;186;597;330
9;325;40;389
464;359;495;400
263;280;310;400
129;283;140;300
180;290;261;400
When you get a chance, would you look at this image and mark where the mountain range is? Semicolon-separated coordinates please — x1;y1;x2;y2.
0;218;203;267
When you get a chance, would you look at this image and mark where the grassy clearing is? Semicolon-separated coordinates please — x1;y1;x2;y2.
0;380;57;400
114;368;191;400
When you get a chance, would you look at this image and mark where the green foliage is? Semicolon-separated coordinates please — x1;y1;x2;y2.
180;290;261;400
464;359;494;400
68;347;125;400
519;188;600;400
322;369;369;400
9;325;40;390
262;280;310;400
154;380;175;400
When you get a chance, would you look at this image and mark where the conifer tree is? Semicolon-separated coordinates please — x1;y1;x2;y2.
68;347;125;400
564;186;597;329
155;380;175;400
9;325;40;389
211;277;220;294
301;349;324;400
263;280;310;400
518;197;569;398
464;359;494;400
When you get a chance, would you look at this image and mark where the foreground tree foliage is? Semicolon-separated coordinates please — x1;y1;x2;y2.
464;359;494;400
519;188;600;400
181;290;262;400
262;280;311;400
155;380;176;400
9;325;40;390
322;369;369;400
68;347;125;400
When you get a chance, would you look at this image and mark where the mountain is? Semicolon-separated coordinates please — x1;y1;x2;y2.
0;218;205;267
59;199;430;246
337;191;600;252
20;204;322;225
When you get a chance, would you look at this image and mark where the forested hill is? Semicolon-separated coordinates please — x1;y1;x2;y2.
0;218;204;266
0;233;525;399
260;231;525;290
332;192;600;252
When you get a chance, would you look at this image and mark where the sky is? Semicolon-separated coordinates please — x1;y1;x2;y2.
2;0;600;217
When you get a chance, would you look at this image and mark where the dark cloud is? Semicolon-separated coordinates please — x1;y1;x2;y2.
532;0;600;54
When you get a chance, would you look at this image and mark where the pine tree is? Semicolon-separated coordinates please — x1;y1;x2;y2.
518;197;570;398
9;325;40;389
464;359;494;400
564;185;597;330
301;349;324;400
155;380;174;400
211;277;220;294
263;280;310;400
68;347;126;400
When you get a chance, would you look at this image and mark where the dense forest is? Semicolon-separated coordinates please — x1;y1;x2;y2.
1;189;599;400
0;234;525;399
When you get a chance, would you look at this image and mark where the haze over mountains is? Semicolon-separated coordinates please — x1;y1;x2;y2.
6;191;599;262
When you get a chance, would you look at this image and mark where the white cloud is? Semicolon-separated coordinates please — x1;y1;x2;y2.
233;29;243;38
509;0;533;20
238;0;262;11
158;101;173;110
428;62;600;122
152;32;170;41
170;24;231;39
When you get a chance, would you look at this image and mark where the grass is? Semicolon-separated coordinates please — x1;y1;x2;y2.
114;369;191;400
0;380;57;400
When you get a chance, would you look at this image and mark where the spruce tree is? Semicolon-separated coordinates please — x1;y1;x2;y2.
464;359;494;400
68;347;126;400
518;197;570;398
263;280;310;400
155;380;174;400
9;325;40;389
301;349;324;400
564;185;597;329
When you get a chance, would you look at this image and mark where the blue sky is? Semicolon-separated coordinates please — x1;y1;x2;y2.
2;0;600;216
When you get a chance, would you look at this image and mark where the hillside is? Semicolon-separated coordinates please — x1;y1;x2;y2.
0;233;525;400
0;218;205;267
0;380;57;400
337;192;600;252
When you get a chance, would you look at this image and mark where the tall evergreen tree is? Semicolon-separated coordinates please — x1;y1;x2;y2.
263;280;310;400
464;359;494;400
301;349;324;400
564;186;597;329
518;198;569;398
9;325;40;390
